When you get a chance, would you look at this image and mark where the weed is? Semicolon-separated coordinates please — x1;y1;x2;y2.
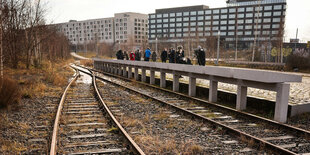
107;127;119;133
0;76;21;109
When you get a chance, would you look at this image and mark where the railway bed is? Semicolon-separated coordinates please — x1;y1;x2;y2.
76;65;310;154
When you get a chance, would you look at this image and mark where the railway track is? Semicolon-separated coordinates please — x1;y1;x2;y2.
77;65;310;154
49;69;144;154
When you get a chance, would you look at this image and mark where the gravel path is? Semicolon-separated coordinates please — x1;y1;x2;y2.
96;79;265;154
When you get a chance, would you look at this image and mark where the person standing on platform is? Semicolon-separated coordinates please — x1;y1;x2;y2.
199;47;206;66
151;51;157;62
124;51;129;60
116;49;123;60
135;49;141;61
168;48;175;63
129;51;135;61
161;48;168;63
144;47;151;61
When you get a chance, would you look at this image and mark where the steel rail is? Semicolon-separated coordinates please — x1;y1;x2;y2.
71;65;145;155
78;65;310;154
83;65;310;139
50;69;80;155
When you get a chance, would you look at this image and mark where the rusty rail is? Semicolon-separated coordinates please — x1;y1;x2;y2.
50;69;80;155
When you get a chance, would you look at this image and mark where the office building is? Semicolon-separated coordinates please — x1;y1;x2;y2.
148;0;287;50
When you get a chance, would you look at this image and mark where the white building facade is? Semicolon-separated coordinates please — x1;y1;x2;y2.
58;12;148;47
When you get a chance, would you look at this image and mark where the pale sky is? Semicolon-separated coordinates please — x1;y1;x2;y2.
45;0;310;43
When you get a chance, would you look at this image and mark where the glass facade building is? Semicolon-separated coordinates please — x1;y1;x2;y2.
148;0;286;49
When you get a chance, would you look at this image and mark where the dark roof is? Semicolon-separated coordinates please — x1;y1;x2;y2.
155;5;209;14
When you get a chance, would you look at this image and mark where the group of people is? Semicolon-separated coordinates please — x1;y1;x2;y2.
116;45;206;66
116;47;157;62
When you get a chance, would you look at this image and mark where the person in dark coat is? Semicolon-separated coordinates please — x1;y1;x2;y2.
135;49;141;61
168;48;175;63
116;49;123;60
161;48;168;63
199;47;206;66
151;51;157;62
176;46;185;64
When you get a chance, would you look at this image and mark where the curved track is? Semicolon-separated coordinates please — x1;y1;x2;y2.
49;68;144;155
78;65;310;155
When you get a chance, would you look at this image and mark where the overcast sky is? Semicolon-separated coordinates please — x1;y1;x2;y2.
45;0;310;43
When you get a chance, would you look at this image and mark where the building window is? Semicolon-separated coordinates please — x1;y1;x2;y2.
228;32;234;36
228;26;235;30
213;9;219;14
151;30;155;33
220;26;227;30
237;20;244;24
190;22;196;26
163;19;168;23
205;27;211;31
254;25;261;29
274;5;282;10
221;20;227;25
221;9;227;13
220;32;226;36
198;22;204;26
184;12;189;16
213;15;219;20
157;14;162;18
263;18;271;23
263;25;270;29
170;34;175;37
254;31;260;35
170;23;175;27
170;29;175;32
262;31;270;35
198;11;204;15
229;14;235;19
157;29;162;33
205;32;211;36
176;23;182;27
157;19;162;23
176;33;182;37
205;16;211;20
184;23;189;27
190;17;196;21
198;27;203;31
157;24;162;28
163;13;168;18
176;28;182;32
245;31;252;35
150;20;155;23
170;18;175;22
198;16;204;20
273;11;282;16
229;8;236;13
190;11;197;16
238;8;245;12
245;25;252;29
213;21;219;25
221;15;227;19
246;7;253;12
176;18;182;22
170;13;175;17
205;21;211;25
245;19;253;24
151;25;155;28
190;27;196;31
264;12;272;17
176;12;182;16
272;30;279;35
183;17;189;21
205;10;211;14
254;19;262;23
273;24;280;28
237;31;243;35
273;18;281;22
246;13;253;18
264;6;272;11
229;20;235;24
183;28;189;32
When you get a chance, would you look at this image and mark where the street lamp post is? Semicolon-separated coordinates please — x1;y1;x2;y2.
155;37;158;53
216;30;220;65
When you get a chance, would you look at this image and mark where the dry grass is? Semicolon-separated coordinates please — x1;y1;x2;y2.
0;76;21;109
80;59;93;67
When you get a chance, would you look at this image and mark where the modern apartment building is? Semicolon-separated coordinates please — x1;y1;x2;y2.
58;12;148;48
148;0;287;49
